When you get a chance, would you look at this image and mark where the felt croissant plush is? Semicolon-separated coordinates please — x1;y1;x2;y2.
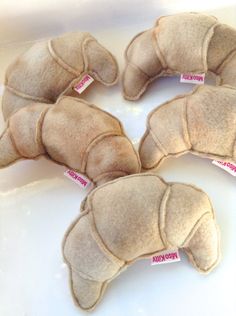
63;173;220;311
0;97;140;185
2;31;119;120
139;85;236;170
122;12;236;100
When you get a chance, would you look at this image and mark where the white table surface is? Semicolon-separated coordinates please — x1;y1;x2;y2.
0;2;236;316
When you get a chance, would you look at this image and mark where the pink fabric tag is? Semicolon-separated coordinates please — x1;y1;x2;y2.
74;74;94;94
180;73;205;84
64;169;92;189
151;250;181;265
212;160;236;177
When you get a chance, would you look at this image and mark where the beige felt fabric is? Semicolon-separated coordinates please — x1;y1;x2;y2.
0;97;140;185
139;85;236;170
2;32;119;120
63;174;220;311
122;12;236;100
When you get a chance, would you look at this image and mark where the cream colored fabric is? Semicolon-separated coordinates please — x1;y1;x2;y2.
0;97;140;185
2;32;119;120
123;12;236;100
63;174;220;311
139;85;236;170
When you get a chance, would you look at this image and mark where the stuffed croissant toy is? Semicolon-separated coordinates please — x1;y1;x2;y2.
0;96;140;185
63;173;220;311
122;12;236;100
2;31;119;120
139;85;236;170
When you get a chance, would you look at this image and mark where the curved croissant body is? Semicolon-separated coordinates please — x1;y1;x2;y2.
139;85;236;170
2;32;118;120
63;174;220;310
0;97;140;185
123;12;236;100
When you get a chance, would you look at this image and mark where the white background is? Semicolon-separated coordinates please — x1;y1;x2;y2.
0;1;236;316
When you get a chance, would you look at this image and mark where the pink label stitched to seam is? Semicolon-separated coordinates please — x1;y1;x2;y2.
212;160;236;177
151;250;181;265
180;73;205;84
64;169;92;189
74;74;94;94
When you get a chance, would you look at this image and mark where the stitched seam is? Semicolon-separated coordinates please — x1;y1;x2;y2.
88;105;124;129
145;29;166;75
141;85;234;169
129;247;167;262
5;85;52;103
64;210;124;283
71;266;100;282
61;97;126;132
144;92;197;154
183;216;220;273
182;97;192;149
201;22;219;71
39;107;56;161
181;212;210;247
40;96;129;175
159;185;171;247
153;26;168;69
35;107;50;154
81;36;91;73
191;149;233;160
82;37;119;85
92;171;128;184
81;37;101;79
154;19;218;73
166;181;212;196
81;131;123;172
127;61;150;78
85;175;169;261
124;30;146;59
141;147;234;171
149;128;168;156
8;120;26;157
87;174;168;201
0;127;21;158
0;129;6;143
232;133;236;158
123;72;161;100
88;212;125;267
47;40;79;76
216;48;236;74
184;245;219;273
70;268;122;311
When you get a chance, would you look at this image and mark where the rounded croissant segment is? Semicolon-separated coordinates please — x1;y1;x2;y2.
122;12;236;100
139;85;236;170
2;31;119;120
63;174;221;311
0;97;141;185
